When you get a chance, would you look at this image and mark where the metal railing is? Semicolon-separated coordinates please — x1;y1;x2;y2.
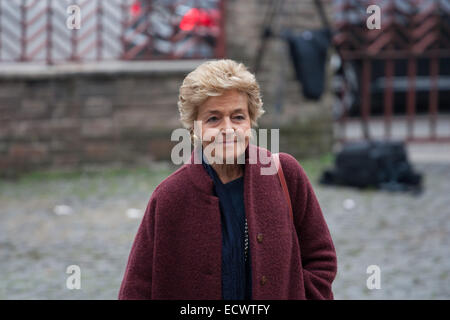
0;0;226;64
333;0;450;143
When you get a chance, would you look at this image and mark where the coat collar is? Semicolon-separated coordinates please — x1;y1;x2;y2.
185;143;273;196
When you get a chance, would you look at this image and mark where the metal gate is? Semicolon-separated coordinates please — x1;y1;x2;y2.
333;0;450;143
0;0;226;64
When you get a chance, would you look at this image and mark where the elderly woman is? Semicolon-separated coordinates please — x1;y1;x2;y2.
118;59;337;300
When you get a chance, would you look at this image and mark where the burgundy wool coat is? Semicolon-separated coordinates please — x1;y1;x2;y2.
118;143;337;300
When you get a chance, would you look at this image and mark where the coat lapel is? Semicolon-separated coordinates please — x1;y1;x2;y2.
184;143;292;299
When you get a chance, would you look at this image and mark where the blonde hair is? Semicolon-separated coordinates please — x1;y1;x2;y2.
178;59;265;139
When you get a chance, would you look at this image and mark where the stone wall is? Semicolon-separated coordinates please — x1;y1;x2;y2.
0;0;334;176
0;61;201;177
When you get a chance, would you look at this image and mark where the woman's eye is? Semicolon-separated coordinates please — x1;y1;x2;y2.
207;117;218;123
234;115;245;120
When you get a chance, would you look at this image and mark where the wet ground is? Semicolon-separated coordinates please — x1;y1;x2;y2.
0;159;449;299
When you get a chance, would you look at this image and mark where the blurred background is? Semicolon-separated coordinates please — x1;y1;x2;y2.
0;0;449;299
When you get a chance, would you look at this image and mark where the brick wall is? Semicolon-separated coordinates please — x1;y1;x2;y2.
0;0;334;176
0;62;199;177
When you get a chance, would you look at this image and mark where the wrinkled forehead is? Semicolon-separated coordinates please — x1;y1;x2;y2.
198;90;248;116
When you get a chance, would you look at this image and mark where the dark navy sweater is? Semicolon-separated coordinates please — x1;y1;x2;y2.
202;153;252;300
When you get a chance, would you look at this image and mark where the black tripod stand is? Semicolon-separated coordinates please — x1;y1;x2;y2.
253;0;331;74
252;0;371;140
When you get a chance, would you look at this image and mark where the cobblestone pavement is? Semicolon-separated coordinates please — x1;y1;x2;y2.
321;162;450;299
0;160;449;300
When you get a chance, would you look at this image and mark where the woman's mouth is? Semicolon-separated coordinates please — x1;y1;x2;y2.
215;138;237;145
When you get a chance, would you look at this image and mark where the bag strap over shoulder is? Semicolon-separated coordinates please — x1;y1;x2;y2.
272;153;294;222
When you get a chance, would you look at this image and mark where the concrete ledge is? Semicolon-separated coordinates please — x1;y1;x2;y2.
408;143;450;164
0;60;208;79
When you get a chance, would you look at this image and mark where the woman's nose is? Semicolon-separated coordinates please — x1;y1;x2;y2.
219;118;235;139
221;117;235;132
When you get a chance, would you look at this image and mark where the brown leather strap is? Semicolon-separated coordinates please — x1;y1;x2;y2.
272;153;294;221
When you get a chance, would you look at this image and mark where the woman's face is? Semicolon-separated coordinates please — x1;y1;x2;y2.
196;89;251;164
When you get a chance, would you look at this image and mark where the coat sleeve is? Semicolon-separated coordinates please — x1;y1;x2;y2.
280;153;338;300
118;193;157;300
